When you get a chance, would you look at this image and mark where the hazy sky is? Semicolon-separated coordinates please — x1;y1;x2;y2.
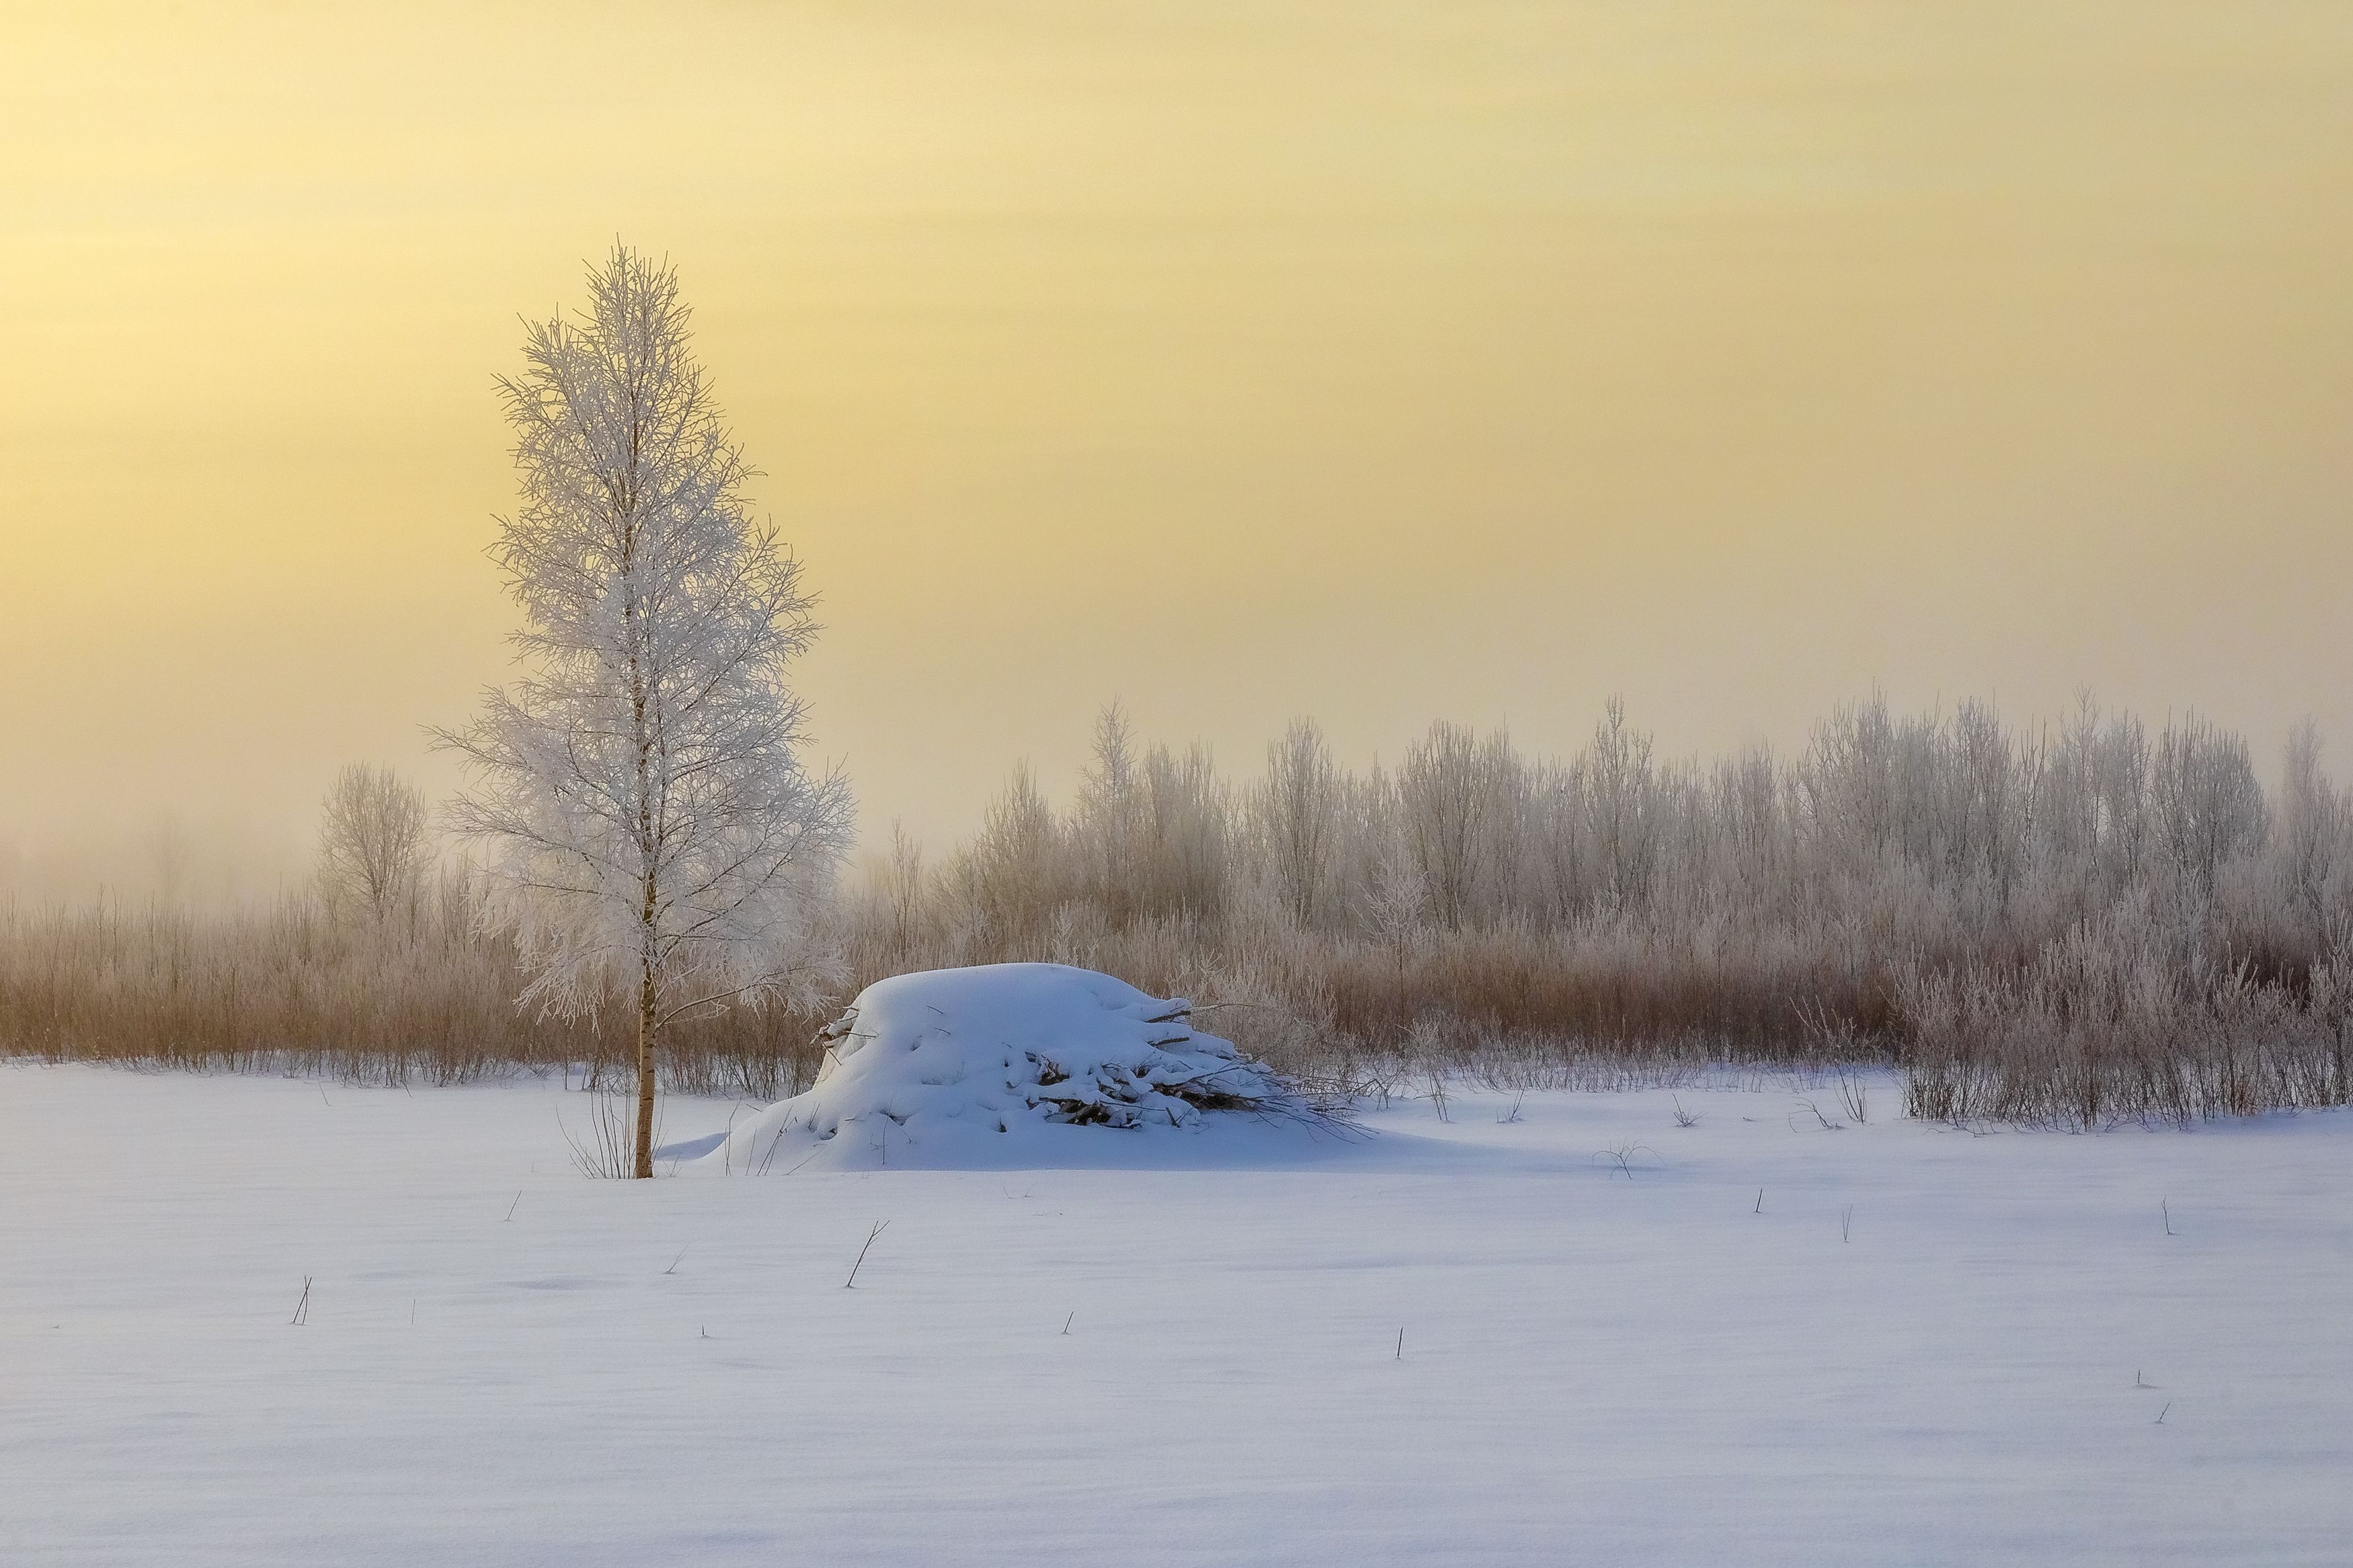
5;1;2349;893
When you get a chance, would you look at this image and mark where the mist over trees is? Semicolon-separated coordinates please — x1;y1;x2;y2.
3;690;2348;1128
842;693;2353;1125
918;694;2343;968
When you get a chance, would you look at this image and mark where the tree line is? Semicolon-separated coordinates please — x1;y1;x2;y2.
843;693;2352;1126
9;686;2344;1130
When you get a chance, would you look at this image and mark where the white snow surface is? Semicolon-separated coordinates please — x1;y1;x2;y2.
683;963;1341;1172
5;1063;2352;1565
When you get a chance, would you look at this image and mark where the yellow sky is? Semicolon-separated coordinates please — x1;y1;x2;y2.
3;1;2349;891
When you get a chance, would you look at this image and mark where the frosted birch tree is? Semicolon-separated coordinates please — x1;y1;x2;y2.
439;245;852;1178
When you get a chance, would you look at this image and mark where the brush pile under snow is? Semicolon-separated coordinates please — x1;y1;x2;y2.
697;963;1343;1170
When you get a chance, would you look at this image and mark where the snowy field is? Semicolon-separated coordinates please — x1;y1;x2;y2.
4;1063;2349;1566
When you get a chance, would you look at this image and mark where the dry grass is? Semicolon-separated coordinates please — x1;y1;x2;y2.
0;881;830;1099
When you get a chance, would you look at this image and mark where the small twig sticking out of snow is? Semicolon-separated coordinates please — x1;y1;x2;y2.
289;1278;312;1327
504;1191;522;1223
762;1144;821;1179
665;1244;690;1276
319;1085;332;1108
1790;1098;1843;1132
2155;1402;2171;1425
1595;1142;1656;1179
2136;1370;2157;1389
723;1103;746;1176
1428;1072;1450;1123
410;1298;416;1327
1835;1068;1870;1125
1672;1096;1702;1128
844;1221;889;1288
1841;1205;1854;1243
1754;1188;1764;1214
2163;1199;2175;1237
1062;1313;1074;1336
1396;1328;1404;1361
1496;1092;1525;1125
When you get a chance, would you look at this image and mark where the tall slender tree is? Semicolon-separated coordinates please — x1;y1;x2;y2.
440;245;852;1177
1254;718;1339;928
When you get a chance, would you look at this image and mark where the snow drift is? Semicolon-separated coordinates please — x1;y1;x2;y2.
686;963;1352;1171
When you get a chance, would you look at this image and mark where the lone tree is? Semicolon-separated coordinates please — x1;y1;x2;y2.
440;245;852;1178
318;762;431;924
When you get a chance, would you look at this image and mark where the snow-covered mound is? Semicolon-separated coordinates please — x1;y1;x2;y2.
687;963;1351;1171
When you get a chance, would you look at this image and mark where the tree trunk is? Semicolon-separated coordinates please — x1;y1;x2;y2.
634;952;657;1179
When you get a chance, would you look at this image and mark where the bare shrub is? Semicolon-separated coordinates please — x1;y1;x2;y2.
317;763;431;925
